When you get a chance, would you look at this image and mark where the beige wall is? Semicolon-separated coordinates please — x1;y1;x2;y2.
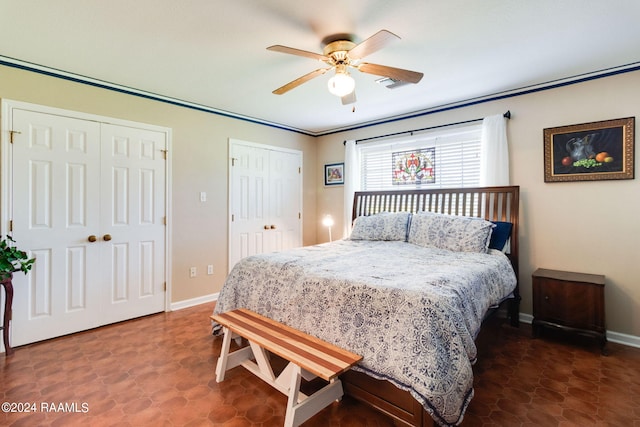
316;70;640;339
3;63;639;340
0;65;317;304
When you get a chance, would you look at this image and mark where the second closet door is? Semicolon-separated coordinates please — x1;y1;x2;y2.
228;140;302;272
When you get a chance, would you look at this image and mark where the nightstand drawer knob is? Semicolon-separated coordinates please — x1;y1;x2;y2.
544;295;550;301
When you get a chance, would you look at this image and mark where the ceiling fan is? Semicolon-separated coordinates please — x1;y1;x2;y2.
267;30;424;105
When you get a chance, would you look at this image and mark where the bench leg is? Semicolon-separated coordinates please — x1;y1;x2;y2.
284;364;344;427
215;326;233;382
216;328;278;387
215;329;345;427
217;329;277;381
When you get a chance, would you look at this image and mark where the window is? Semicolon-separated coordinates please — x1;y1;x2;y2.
358;124;482;191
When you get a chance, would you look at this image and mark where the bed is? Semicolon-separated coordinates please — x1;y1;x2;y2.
213;185;520;427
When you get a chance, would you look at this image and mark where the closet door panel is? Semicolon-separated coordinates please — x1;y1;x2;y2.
10;109;102;346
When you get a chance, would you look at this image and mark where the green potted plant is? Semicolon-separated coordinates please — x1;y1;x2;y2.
0;235;35;281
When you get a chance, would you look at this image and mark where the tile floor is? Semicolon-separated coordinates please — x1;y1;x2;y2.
1;303;639;426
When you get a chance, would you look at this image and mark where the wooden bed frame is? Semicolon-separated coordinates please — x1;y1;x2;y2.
342;185;520;427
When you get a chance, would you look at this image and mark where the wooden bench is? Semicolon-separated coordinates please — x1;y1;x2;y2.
211;308;362;427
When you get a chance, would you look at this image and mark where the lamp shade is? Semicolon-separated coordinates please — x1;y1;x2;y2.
322;215;334;227
327;73;355;97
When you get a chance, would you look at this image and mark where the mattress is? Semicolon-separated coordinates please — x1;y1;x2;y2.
212;239;516;426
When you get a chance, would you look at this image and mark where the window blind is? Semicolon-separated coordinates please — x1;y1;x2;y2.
358;125;482;191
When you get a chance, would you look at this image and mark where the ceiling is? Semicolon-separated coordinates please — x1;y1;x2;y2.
1;0;639;136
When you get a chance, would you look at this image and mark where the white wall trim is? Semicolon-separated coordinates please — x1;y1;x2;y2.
170;293;219;311
607;331;640;349
519;313;534;324
519;313;640;349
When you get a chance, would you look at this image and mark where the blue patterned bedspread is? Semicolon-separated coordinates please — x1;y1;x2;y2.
213;240;516;426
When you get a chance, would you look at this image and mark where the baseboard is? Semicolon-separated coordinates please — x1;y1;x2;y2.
606;330;640;349
170;292;219;311
169;300;640;349
0;293;220;354
518;313;640;349
519;313;534;324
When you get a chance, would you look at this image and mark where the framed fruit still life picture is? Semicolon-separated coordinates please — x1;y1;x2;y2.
543;117;634;182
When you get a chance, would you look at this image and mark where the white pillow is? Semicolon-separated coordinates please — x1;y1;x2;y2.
408;212;494;253
350;212;411;241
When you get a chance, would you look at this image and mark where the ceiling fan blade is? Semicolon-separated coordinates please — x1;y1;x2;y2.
348;30;400;60
272;68;331;95
341;90;357;105
267;45;328;62
358;63;424;84
379;78;411;90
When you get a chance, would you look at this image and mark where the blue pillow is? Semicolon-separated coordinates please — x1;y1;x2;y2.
489;221;512;251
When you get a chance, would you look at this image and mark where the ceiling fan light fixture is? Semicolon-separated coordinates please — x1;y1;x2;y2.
327;72;355;97
268;30;422;98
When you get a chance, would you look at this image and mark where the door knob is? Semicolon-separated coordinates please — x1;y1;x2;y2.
88;235;97;242
103;234;112;241
264;225;270;230
270;225;276;229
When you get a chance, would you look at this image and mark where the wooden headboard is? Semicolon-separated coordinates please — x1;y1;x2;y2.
352;185;520;325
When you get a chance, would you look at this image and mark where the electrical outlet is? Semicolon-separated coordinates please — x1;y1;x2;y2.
190;267;197;278
207;265;214;275
200;191;207;202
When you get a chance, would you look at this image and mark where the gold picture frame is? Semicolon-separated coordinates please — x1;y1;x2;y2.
543;117;635;182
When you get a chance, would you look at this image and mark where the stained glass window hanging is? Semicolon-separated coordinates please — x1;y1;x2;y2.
392;148;436;185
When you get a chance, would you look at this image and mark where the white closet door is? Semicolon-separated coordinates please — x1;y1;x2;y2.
268;149;302;253
228;140;302;272
229;142;270;271
8;107;167;347
10;109;103;345
99;124;166;324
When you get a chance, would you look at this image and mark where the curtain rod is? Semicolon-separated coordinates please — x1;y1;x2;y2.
344;110;511;145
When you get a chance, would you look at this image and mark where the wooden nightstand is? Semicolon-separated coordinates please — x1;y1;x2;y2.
532;268;607;354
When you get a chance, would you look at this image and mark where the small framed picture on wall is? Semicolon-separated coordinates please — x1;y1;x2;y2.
324;163;344;186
